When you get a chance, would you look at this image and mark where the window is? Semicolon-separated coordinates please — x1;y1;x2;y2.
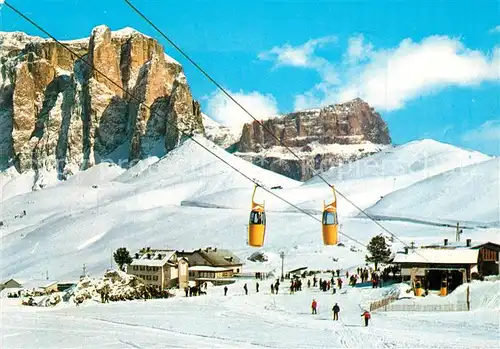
133;266;138;271
140;266;145;271
249;211;266;225
237;269;240;273
146;275;151;280
153;275;158;281
322;211;337;225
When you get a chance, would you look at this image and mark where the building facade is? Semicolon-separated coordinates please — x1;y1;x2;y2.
188;266;234;286
127;249;188;290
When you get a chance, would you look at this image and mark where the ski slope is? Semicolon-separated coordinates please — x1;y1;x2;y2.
365;158;500;226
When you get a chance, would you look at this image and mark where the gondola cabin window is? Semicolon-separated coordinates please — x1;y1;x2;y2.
322;211;337;225
250;211;266;225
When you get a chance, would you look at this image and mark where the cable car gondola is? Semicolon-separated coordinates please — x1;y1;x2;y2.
248;184;266;247
322;185;338;245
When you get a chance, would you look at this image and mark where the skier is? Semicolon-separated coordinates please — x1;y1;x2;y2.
307;279;311;288
332;303;340;320
361;310;371;326
256;282;259;293
311;299;317;314
271;283;275;294
224;286;228;296
244;283;248;295
337;278;343;290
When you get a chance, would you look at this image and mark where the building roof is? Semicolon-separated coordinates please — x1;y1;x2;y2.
393;248;479;265
130;250;176;267
196;247;243;267
22;279;58;290
1;278;22;285
189;266;233;272
420;239;500;250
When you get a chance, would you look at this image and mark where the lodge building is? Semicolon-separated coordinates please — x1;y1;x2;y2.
393;239;499;293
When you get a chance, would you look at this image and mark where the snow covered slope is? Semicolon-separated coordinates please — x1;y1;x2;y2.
307;139;490;183
365;158;500;226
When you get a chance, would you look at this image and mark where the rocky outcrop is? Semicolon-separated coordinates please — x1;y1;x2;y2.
233;99;391;180
0;26;204;178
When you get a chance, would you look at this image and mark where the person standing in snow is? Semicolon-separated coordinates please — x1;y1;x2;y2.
307;279;311;288
271;283;275;294
244;283;248;295
361;310;371;326
337;278;343;290
224;286;228;296
332;303;340;320
256;282;259;293
311;299;318;314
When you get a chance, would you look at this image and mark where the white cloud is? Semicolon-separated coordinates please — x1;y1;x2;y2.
462;120;500;142
489;25;500;33
461;120;500;155
204;89;279;131
345;34;373;64
258;36;337;68
291;35;500;111
258;36;339;85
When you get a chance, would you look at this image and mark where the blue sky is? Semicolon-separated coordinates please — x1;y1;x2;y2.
1;0;499;155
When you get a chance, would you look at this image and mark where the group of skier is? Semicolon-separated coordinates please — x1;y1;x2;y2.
311;299;371;326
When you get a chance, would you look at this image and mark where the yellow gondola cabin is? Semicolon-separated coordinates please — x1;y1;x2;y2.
322;185;338;245
248;185;266;247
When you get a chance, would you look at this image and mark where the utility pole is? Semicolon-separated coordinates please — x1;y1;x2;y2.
456;222;463;242
410;241;415;250
82;263;87;279
280;251;285;282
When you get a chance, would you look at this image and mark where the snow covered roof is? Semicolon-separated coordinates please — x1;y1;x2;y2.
189;266;233;272
22;279;58;290
130;250;176;267
393;248;479;265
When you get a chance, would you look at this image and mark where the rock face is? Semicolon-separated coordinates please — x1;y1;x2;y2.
0;26;204;177
202;113;241;149
233;98;391;181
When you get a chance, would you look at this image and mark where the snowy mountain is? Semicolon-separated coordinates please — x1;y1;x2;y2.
364;158;500;226
0;26;203;177
201;113;241;149
1;135;498;284
232;98;391;180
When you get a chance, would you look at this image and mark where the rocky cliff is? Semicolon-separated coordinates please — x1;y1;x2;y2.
233;98;391;180
0;26;203;179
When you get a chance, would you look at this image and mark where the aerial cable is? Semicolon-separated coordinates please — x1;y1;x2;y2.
3;1;368;248
122;0;429;256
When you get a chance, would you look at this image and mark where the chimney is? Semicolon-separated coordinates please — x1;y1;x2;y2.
444;239;448;246
404;247;408;254
466;239;471;247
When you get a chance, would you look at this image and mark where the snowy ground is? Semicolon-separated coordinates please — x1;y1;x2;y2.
1;136;499;348
2;278;499;349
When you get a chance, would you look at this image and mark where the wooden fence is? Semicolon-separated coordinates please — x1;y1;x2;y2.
369;293;399;312
370;285;471;312
376;302;469;312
